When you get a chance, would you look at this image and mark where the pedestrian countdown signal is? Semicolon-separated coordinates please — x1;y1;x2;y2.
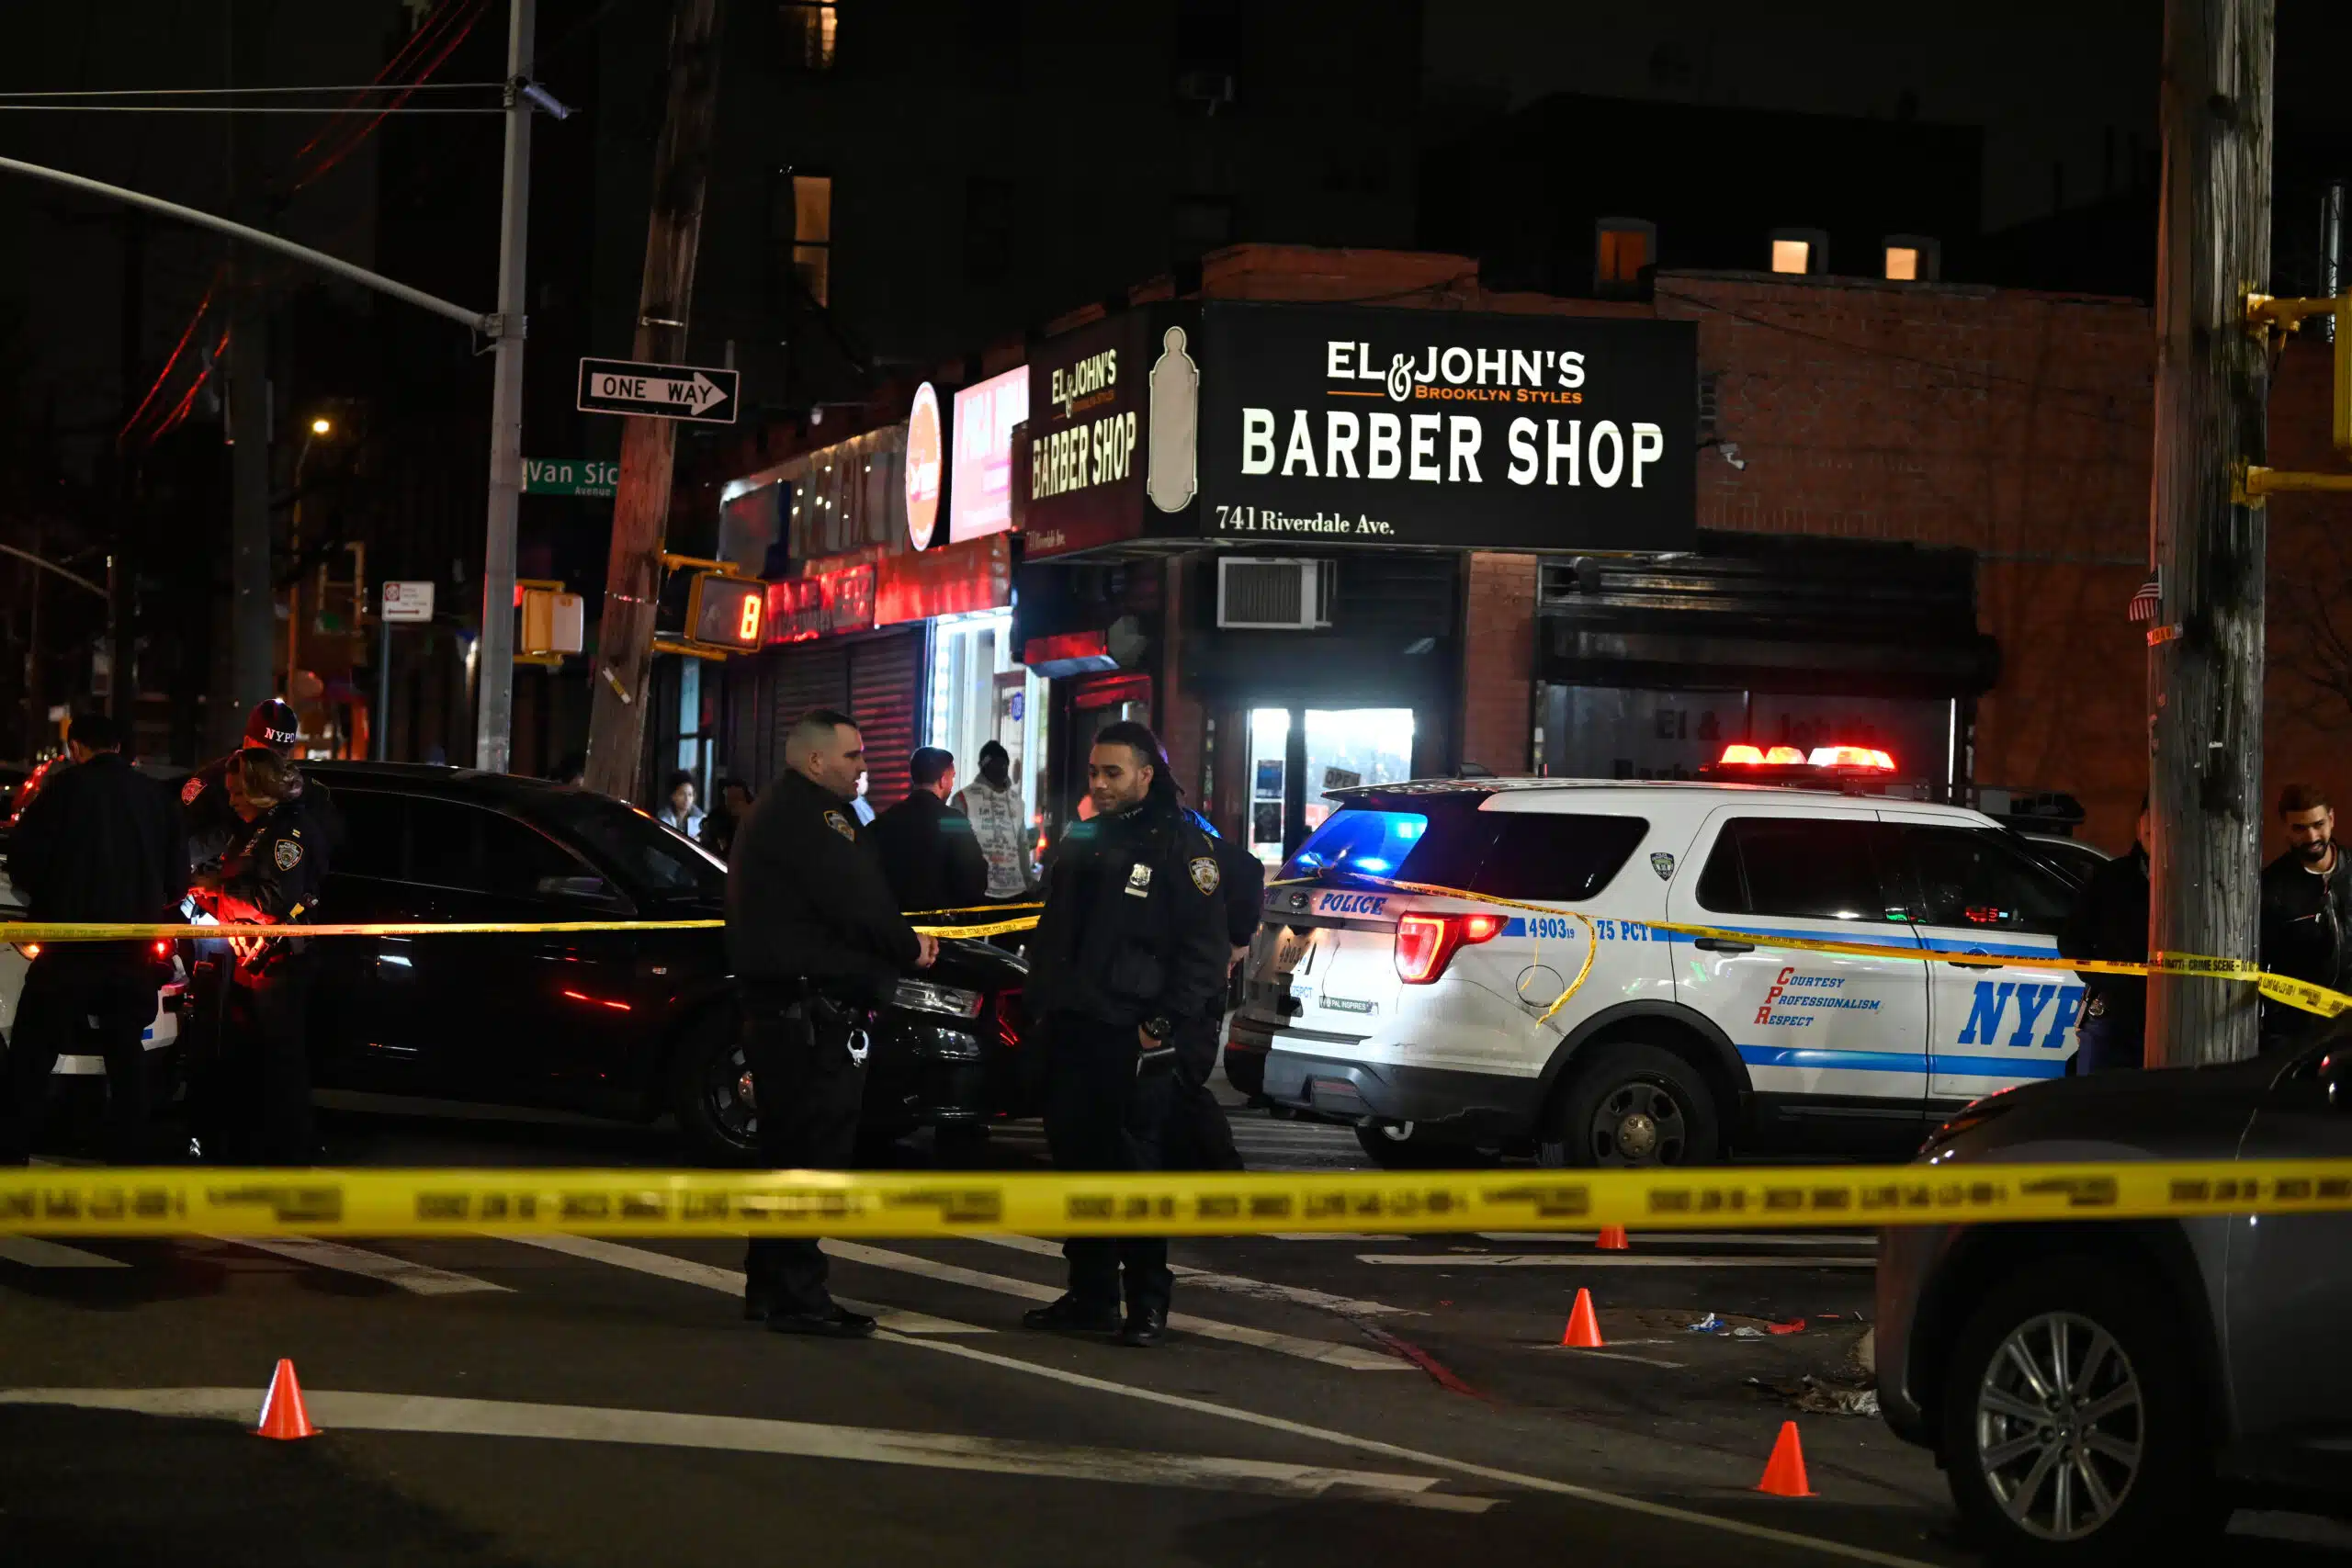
686;572;764;651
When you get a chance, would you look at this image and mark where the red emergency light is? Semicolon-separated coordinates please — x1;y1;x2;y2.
1714;742;1897;773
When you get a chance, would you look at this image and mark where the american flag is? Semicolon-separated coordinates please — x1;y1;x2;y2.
2128;577;2160;623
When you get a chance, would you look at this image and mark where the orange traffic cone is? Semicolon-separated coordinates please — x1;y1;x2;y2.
1596;1224;1630;1251
1756;1420;1813;1497
254;1359;321;1440
1560;1287;1605;1348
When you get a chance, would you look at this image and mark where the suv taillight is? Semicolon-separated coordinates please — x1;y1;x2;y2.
991;987;1023;1050
1393;912;1503;984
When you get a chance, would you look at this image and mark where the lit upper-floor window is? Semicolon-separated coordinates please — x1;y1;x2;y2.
793;174;832;306
1883;234;1941;282
1594;218;1656;297
1770;228;1827;276
783;2;837;71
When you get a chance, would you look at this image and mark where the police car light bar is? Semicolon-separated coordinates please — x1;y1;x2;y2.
1714;742;1898;772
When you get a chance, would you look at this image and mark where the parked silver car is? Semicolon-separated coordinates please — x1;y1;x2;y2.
1876;1033;2352;1562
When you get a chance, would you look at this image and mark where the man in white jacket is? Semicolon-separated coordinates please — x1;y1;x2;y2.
951;740;1033;903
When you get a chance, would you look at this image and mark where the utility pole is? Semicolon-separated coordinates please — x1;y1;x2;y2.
224;0;275;754
113;213;144;728
2145;0;2274;1067
582;0;725;803
474;0;537;773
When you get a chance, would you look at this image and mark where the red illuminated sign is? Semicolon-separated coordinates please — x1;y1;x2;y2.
765;562;876;644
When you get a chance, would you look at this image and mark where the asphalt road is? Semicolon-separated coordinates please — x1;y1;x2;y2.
4;1086;2346;1567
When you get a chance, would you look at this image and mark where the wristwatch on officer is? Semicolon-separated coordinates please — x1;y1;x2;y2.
1141;1015;1175;1043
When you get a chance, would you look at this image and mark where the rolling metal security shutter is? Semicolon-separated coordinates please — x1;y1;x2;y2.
847;628;926;813
764;643;852;786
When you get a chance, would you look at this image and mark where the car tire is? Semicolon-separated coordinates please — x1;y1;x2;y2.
667;1012;760;1166
1939;1258;2224;1564
1539;1042;1720;1168
1351;1119;1461;1168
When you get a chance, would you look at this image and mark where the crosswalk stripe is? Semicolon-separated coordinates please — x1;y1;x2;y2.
1357;1254;1875;1269
969;1235;1421;1322
0;1236;129;1269
213;1236;511;1295
823;1240;1410;1371
502;1233;988;1335
0;1386;1492;1511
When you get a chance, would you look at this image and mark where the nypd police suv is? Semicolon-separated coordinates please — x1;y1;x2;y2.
1226;767;2088;1168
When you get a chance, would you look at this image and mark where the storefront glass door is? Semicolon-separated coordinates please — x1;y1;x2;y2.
1246;706;1415;865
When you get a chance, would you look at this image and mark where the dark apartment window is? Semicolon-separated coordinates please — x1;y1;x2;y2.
1770;227;1828;276
1883;234;1942;283
1172;194;1235;256
1594;217;1656;297
792;174;832;306
965;176;1014;285
1174;0;1239;110
781;2;838;71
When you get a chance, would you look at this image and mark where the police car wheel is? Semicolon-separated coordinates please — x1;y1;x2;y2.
1542;1043;1720;1168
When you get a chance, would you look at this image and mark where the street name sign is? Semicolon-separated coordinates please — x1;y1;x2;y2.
575;357;740;423
524;457;620;497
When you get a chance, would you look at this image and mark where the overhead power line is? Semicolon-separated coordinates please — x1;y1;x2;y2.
0;82;503;97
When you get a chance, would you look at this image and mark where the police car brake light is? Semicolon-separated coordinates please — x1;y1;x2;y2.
1394;912;1500;985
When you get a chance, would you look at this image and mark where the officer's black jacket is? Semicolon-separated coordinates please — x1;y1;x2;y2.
726;770;922;1005
1026;794;1229;1042
212;787;333;925
10;752;187;928
2059;843;2148;1040
869;789;989;914
1185;808;1264;948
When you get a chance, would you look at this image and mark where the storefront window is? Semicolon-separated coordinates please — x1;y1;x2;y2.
1246;705;1415;865
928;607;1047;835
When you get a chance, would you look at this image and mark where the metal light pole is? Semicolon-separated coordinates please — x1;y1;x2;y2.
475;0;535;773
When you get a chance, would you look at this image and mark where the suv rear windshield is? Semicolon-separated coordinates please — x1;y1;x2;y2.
1279;806;1646;903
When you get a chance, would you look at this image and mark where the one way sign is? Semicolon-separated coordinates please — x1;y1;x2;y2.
575;356;740;424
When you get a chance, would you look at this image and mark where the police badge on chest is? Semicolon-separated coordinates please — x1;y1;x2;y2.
1125;863;1153;898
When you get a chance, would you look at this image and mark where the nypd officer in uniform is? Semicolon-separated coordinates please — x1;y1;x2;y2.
728;708;938;1337
1022;720;1229;1347
188;748;331;1164
184;698;304;870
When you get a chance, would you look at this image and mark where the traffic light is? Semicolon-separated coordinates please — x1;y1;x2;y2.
685;570;765;651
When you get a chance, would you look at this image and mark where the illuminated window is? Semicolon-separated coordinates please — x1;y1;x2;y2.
1594;217;1656;297
783;3;837;71
1769;228;1827;276
1883;234;1941;283
793;174;831;306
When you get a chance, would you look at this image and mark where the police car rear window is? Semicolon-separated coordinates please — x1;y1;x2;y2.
1280;807;1646;903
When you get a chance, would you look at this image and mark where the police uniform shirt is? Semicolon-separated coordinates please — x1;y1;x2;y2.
726;770;923;1004
216;795;329;926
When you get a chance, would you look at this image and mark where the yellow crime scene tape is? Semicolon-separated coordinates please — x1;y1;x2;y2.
1277;874;2352;1021
2;1159;2347;1237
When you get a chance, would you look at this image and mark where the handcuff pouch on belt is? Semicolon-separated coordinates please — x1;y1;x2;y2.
796;992;873;1068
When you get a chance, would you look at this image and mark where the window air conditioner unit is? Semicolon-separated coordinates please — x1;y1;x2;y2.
1217;558;1333;630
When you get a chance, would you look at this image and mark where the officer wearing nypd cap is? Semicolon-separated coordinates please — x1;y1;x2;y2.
1021;720;1229;1348
183;697;305;872
728;707;938;1337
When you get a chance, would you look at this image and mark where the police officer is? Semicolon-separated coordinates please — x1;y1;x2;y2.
0;713;187;1164
183;697;303;871
728;707;938;1337
1022;721;1229;1347
187;748;330;1164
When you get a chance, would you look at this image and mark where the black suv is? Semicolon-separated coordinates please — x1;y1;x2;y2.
286;762;1031;1159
